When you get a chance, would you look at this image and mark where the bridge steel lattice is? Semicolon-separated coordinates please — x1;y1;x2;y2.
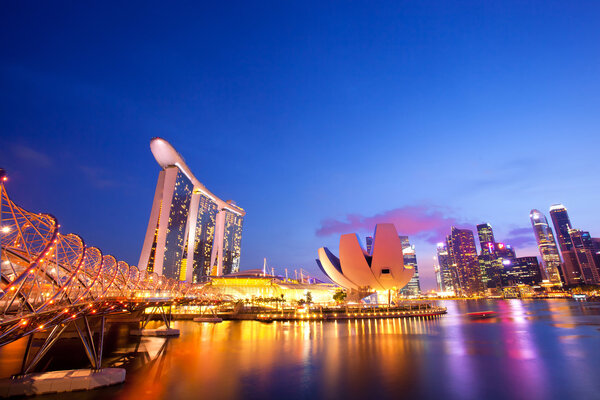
0;173;202;374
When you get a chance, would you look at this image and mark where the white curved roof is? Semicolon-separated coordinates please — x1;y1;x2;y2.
150;137;245;216
318;223;413;291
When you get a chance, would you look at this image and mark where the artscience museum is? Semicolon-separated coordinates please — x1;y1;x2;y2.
317;224;414;300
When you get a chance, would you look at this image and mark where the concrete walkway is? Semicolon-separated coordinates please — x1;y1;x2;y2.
0;368;125;397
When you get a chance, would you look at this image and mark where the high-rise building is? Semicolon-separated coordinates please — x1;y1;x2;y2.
139;138;246;282
447;227;483;296
502;256;542;286
434;264;442;292
479;243;517;290
530;210;562;285
475;223;503;290
549;204;582;285
365;236;373;255
592;238;600;268
399;236;421;296
436;243;454;292
476;223;495;247
569;229;600;284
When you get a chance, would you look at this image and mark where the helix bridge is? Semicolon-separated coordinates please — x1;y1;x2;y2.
0;171;205;375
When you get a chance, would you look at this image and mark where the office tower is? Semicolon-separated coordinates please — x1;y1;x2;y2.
593;238;600;268
530;210;562;285
549;204;582;285
139;138;246;282
502;256;542;286
479;241;516;290
447;227;483;296
434;264;442;292
399;236;421;296
436;243;454;292
569;229;600;284
366;236;373;255
477;223;495;247
476;223;502;290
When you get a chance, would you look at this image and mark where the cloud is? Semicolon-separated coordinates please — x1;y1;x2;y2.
316;205;465;243
79;166;119;189
505;227;536;247
13;145;53;167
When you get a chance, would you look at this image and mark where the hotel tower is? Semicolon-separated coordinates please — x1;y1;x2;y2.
138;138;245;283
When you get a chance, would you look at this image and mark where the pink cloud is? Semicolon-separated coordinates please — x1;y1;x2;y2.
505;227;536;247
316;205;465;243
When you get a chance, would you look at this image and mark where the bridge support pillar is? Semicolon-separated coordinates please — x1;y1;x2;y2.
130;304;180;337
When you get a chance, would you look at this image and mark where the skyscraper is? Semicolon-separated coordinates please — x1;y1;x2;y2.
530;209;562;285
447;227;483;296
399;236;421;296
365;236;373;255
476;223;502;290
434;264;442;292
139;138;246;282
569;229;600;284
476;223;495;247
436;243;454;292
549;204;582;285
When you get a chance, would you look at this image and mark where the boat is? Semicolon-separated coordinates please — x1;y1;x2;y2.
466;311;498;319
193;316;223;323
257;315;274;323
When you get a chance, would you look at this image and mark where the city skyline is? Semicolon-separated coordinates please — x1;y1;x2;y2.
2;2;600;290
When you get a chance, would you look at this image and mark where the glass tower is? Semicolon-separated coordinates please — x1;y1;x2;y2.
529;209;562;285
447;227;483;296
502;256;542;286
569;229;600;284
398;236;421;297
476;223;502;290
549;204;582;285
436;242;454;292
476;223;495;247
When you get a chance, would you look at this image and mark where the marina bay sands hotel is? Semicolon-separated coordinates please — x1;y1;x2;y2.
138;138;245;283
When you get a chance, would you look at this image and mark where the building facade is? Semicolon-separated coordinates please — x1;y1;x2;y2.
139;138;246;283
530;209;562;285
398;236;421;297
502;256;542;286
476;223;501;290
549;204;582;285
436;242;454;292
447;227;483;296
476;223;495;247
569;229;600;284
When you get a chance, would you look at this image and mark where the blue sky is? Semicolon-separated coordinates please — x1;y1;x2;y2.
1;1;599;289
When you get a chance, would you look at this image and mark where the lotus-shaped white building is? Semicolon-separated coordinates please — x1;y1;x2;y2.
317;224;414;291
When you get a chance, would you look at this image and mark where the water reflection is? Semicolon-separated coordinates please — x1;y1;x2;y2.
3;300;600;400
